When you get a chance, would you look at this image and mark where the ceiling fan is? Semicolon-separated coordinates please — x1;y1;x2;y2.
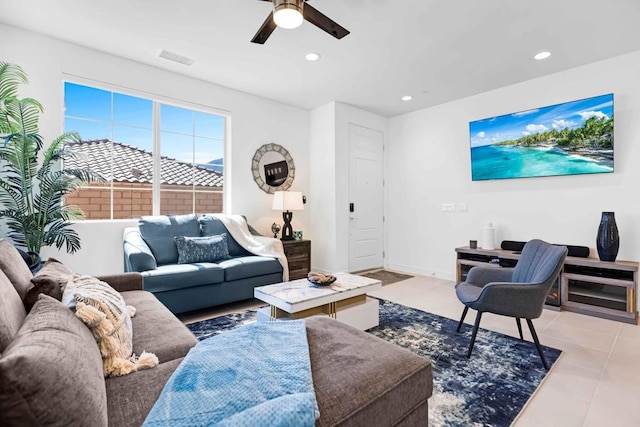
251;0;350;44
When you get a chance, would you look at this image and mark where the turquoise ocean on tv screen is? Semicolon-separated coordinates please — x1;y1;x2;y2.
471;145;613;181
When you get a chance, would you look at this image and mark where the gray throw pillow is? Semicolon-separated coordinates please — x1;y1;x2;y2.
0;294;108;426
174;234;231;264
24;258;74;311
0;239;34;301
0;269;26;354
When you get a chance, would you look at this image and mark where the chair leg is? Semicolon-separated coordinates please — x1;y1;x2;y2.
457;306;469;333
467;311;483;358
516;318;524;340
526;319;550;370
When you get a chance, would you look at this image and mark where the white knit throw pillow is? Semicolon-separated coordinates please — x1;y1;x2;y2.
63;274;158;377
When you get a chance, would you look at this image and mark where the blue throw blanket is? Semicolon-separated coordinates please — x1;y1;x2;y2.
143;320;319;427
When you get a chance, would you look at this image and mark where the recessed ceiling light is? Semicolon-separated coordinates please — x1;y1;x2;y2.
401;95;413;101
305;52;321;61
534;51;551;60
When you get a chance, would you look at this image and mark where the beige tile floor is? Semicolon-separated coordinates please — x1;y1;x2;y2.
180;275;640;426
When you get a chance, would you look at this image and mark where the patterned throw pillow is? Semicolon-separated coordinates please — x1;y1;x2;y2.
174;234;231;264
62;275;158;377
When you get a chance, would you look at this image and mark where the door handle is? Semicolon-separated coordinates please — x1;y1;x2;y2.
349;202;354;213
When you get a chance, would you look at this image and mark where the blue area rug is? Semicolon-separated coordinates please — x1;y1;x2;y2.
187;299;562;427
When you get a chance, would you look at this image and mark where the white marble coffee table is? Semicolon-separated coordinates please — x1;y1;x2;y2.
254;273;382;330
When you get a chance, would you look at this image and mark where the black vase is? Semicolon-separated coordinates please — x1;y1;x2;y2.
596;212;619;262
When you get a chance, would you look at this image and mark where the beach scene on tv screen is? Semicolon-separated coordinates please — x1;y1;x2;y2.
469;94;614;181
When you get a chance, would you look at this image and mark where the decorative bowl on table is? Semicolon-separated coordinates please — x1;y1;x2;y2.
307;272;337;286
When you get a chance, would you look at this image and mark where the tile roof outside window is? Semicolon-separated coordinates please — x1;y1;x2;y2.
65;139;223;188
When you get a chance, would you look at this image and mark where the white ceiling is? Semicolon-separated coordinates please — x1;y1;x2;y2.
2;0;640;117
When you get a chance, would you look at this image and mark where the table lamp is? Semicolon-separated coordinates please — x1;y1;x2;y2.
272;191;304;240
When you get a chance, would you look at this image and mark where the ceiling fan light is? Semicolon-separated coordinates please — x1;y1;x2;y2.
273;0;304;29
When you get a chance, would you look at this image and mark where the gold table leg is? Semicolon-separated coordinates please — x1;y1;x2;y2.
328;302;337;319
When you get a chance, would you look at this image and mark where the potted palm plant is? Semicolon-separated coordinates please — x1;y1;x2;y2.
0;61;97;270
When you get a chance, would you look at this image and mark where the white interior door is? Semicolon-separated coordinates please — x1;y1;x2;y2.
348;123;384;272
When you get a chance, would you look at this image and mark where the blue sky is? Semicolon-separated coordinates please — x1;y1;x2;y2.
469;94;613;148
64;82;225;163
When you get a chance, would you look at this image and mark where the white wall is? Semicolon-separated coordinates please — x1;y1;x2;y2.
309;101;387;272
386;50;640;280
309;102;337;271
0;24;310;275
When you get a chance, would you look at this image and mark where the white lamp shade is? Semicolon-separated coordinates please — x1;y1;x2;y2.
272;191;304;211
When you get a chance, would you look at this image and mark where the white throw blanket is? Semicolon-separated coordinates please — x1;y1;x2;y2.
211;214;289;281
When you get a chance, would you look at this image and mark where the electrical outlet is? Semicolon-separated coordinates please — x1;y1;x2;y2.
441;203;456;212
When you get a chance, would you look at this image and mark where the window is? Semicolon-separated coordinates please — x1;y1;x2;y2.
63;82;225;220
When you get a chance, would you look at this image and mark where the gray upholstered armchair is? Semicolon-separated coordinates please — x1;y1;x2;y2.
455;239;568;369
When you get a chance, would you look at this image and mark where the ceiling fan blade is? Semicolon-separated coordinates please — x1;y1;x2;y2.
251;11;277;44
303;3;350;40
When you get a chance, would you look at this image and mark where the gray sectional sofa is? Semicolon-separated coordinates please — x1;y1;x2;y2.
123;214;283;313
0;241;433;426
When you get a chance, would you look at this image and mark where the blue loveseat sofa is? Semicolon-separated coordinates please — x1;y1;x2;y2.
123;214;284;313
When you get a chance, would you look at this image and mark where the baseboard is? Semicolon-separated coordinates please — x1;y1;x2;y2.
384;263;456;282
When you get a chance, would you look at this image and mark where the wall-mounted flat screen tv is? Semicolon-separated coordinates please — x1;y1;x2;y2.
469;93;614;181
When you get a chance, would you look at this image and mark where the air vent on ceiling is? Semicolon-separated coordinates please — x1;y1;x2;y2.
158;50;195;66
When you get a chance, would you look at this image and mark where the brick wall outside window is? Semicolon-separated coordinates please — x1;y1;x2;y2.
65;182;223;220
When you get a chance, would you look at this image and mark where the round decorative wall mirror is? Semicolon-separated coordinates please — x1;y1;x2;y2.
251;143;295;194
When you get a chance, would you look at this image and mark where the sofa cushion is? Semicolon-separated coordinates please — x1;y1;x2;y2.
0;269;26;354
0;294;107;426
218;256;283;281
139;214;201;265
305;317;433;427
199;214;251;257
24;258;73;311
106;358;183;427
0;239;33;300
175;234;230;264
122;291;197;363
142;263;224;293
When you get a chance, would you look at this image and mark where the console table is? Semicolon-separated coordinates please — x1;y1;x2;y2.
455;246;638;324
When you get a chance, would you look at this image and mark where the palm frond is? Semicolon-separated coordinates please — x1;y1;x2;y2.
39;146;74;172
0;179;23;210
42;219;81;254
0;62;28;101
63;167;104;184
54;204;84;223
38;131;81;178
34;171;74;229
6;98;42;135
2;132;42;205
0;209;28;247
0;96;20;134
